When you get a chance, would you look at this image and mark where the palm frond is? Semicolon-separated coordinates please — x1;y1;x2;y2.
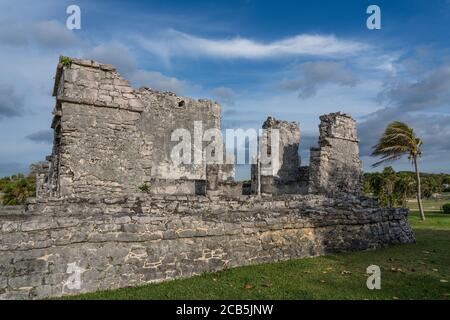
371;121;422;167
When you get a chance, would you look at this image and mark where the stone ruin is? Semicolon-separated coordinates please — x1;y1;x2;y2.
250;113;363;197
0;57;415;299
30;56;363;200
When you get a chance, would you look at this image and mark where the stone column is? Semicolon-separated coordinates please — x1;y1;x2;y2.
308;112;363;197
251;117;300;195
29;162;50;200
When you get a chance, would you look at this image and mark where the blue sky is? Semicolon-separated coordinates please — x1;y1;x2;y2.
1;0;450;179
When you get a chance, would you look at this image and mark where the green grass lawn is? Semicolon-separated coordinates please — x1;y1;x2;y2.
64;211;449;300
407;199;449;211
407;192;450;212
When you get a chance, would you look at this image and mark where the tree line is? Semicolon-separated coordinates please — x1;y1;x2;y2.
364;167;450;208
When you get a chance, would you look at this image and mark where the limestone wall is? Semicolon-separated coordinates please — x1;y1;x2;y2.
250;113;363;197
41;57;223;198
0;195;415;299
252;117;305;195
309;112;363;197
261;117;300;182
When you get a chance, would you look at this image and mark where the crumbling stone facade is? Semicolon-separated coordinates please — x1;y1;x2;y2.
255;117;303;195
40;57;230;198
309;112;363;197
36;57;363;200
0;57;415;299
250;112;362;197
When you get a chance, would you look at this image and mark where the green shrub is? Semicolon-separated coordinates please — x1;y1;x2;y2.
138;182;151;193
61;56;72;66
1;174;36;205
443;203;450;214
0;176;11;191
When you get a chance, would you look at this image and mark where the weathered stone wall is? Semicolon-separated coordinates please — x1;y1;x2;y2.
41;57;223;198
137;88;220;181
252;117;305;195
261;117;300;182
309;112;363;197
0;195;415;300
37;57;369;201
250;113;364;198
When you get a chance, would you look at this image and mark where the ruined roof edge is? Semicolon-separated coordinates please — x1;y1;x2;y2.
52;56;220;107
52;56;117;97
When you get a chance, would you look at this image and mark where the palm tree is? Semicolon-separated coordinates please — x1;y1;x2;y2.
396;174;416;208
371;121;425;221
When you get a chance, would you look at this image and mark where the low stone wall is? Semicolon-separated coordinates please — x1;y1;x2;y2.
0;195;415;299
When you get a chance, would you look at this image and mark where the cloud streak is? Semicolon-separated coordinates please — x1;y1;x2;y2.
80;41;195;94
85;43;137;75
130;70;191;94
0;20;83;49
138;30;368;60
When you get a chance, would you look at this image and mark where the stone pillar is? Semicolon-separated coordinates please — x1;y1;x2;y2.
261;117;300;182
29;162;50;200
251;117;300;195
308;112;363;197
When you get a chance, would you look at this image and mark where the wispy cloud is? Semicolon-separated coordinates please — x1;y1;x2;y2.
0;20;83;49
85;43;137;75
130;69;191;94
137;30;368;60
81;41;195;94
279;61;359;98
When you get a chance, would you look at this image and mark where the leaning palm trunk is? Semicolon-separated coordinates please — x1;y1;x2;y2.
413;156;425;221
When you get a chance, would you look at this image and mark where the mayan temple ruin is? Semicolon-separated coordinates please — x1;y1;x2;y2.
0;57;415;299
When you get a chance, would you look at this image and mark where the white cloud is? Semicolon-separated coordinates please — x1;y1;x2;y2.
0;20;83;49
137;29;368;60
85;43;136;75
352;51;403;77
84;43;196;94
130;69;189;94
